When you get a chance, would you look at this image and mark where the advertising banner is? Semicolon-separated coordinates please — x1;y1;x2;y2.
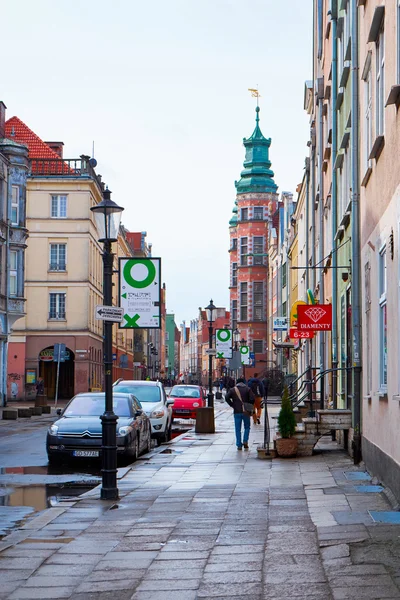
297;304;332;331
215;329;233;359
119;258;161;329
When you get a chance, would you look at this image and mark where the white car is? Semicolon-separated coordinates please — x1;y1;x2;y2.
113;380;173;446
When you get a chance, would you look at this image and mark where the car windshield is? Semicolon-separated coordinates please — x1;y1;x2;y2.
64;395;131;417
170;386;200;398
113;385;161;403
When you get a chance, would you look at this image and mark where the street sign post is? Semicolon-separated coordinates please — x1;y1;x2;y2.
215;329;233;359
119;257;161;329
205;348;216;356
240;346;252;365
53;343;66;408
95;305;124;322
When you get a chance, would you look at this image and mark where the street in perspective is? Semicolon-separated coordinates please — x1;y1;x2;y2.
2;0;400;598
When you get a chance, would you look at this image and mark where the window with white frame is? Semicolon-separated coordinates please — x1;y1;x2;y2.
376;27;385;137
253;236;264;265
240;282;247;321
240;237;248;266
51;195;67;218
11;186;19;225
363;61;372;170
9;251;17;296
49;243;66;271
340;147;350;217
49;292;66;320
253;206;263;220
253;282;263;321
378;245;387;390
232;262;237;287
240;207;248;221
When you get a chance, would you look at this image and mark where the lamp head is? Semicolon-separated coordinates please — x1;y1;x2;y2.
205;299;216;323
90;187;124;242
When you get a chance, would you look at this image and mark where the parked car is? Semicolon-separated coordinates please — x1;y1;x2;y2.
169;384;207;420
46;392;151;464
113;380;173;446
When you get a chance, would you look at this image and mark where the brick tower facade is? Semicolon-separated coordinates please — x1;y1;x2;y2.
229;106;279;378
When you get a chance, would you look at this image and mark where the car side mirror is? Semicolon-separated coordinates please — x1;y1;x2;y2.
166;398;174;406
56;409;62;416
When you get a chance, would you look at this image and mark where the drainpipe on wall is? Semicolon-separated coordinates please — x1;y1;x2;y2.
305;158;311;370
350;0;362;464
331;5;339;409
3;166;11;407
318;92;325;408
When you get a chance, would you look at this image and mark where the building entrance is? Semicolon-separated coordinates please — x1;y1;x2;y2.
39;346;75;399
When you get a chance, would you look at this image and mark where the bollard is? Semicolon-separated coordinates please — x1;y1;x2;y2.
2;409;18;420
17;408;32;418
195;407;215;433
31;406;43;416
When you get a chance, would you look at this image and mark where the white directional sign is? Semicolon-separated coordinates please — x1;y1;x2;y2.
240;345;252;365
205;348;217;355
215;329;233;359
95;305;124;322
273;317;288;331
119;257;161;329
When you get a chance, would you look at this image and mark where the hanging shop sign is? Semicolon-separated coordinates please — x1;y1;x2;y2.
215;329;233;359
290;300;307;327
119;257;161;329
297;304;332;331
289;329;314;340
39;348;70;362
240;345;252;365
273;317;288;331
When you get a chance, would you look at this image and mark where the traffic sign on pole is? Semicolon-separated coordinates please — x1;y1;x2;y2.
95;306;124;322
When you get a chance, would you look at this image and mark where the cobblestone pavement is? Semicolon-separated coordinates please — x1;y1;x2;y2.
1;402;400;599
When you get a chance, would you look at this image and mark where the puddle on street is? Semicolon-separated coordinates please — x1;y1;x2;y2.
0;481;98;511
0;464;101;476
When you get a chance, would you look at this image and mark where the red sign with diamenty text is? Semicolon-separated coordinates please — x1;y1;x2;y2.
289;329;314;339
297;304;332;331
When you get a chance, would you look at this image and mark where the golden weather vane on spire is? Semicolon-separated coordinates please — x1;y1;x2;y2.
248;86;261;107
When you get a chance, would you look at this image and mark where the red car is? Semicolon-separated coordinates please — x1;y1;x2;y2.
169;385;207;420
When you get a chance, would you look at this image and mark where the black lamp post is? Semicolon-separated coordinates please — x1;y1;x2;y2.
205;299;216;408
90;188;124;500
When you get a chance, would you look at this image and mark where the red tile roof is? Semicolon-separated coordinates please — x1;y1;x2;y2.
4;116;73;175
5;117;61;160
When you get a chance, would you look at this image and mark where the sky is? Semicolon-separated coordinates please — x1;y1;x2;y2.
2;0;312;326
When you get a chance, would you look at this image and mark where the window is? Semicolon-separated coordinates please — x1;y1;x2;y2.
240;208;248;221
240;237;248;266
376;27;385;137
253;340;263;353
240;282;247;321
51;195;67;218
365;261;372;396
49;292;66;319
340;147;350;217
378;246;387;390
9;251;17;296
231;238;237;251
231;300;237;330
282;263;287;288
11;186;19;225
282;301;287;320
232;262;237;287
253;207;263;220
253;236;264;265
253;282;264;321
364;62;373;170
49;243;66;271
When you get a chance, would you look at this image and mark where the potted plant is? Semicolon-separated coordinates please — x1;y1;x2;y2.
276;385;298;457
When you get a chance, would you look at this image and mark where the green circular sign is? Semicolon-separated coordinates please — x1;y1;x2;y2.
123;259;156;289
217;329;231;342
240;346;249;355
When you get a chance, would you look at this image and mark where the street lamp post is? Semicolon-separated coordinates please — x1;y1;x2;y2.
233;328;240;381
240;337;247;380
90;188;124;500
205;299;216;408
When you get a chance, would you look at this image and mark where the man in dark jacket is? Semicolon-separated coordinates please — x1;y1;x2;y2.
225;377;256;450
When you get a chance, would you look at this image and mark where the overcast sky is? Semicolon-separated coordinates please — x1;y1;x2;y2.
3;0;312;326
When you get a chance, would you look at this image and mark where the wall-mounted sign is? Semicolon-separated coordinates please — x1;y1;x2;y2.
119;257;161;329
290;300;307;327
240;345;252;365
297;304;332;331
273;317;288;331
215;329;233;358
26;369;37;384
39;348;70;362
289;329;314;339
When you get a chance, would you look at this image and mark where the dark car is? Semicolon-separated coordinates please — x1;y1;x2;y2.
46;392;151;464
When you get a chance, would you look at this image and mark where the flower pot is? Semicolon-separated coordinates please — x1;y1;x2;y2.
275;437;298;458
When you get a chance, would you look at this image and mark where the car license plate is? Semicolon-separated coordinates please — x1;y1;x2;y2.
73;450;99;457
175;409;191;414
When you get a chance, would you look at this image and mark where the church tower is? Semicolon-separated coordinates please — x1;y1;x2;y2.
229;106;279;375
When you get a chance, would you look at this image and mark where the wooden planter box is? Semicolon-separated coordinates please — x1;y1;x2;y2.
275;437;298;458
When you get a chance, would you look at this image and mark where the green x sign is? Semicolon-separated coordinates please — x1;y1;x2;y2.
119;257;161;329
215;329;233;359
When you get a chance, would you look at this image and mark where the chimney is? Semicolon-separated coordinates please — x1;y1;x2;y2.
0;102;6;139
45;141;64;158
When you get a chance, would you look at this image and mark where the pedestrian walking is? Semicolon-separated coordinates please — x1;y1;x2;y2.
247;372;264;425
225;377;255;450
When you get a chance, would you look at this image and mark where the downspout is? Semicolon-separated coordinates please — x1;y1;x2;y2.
331;5;339;409
350;0;362;464
305;159;310;369
3;166;11;407
318;90;325;409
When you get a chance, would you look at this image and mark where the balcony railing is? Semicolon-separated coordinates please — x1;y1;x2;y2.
30;158;99;183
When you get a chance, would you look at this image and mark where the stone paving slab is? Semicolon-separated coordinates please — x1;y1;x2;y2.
1;404;400;599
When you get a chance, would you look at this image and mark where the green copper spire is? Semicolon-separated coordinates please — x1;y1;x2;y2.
235;106;278;194
229;199;238;226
